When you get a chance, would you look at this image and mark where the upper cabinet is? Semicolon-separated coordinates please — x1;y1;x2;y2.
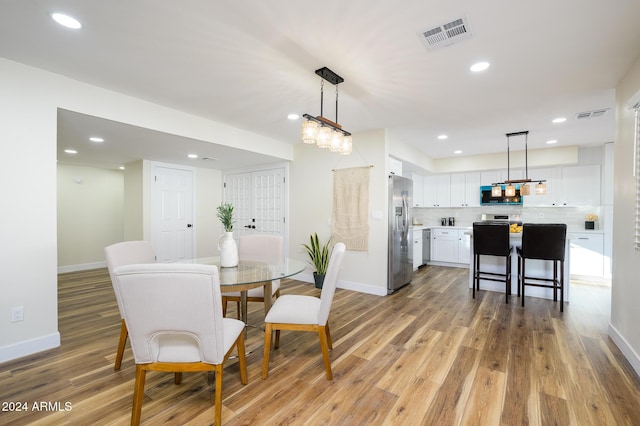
524;165;600;207
412;173;424;207
450;172;480;207
560;164;601;206
424;175;451;207
389;157;403;176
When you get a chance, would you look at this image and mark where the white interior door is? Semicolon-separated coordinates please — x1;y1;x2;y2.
224;167;285;238
151;164;194;262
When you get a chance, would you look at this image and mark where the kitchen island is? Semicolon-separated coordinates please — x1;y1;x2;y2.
468;231;571;302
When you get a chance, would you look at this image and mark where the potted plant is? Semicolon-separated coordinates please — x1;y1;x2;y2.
216;203;238;267
302;233;333;288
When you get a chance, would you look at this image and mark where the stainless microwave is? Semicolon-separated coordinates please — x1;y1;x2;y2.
480;185;523;205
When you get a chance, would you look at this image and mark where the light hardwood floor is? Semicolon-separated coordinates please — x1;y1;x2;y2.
1;266;639;425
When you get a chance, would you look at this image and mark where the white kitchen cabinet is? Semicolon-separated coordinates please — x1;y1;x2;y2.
480;169;523;186
431;228;470;264
450;172;480;207
413;229;423;270
411;173;424;207
523;167;560;207
389;157;403;176
458;229;471;264
424;175;451;207
431;228;458;262
560;164;601;206
569;232;604;277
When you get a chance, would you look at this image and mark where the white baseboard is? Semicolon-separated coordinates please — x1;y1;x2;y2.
608;323;640;378
0;332;60;364
296;273;386;296
58;261;107;274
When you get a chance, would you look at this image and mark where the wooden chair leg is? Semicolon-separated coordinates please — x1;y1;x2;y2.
131;365;146;426
325;322;333;349
274;329;281;349
174;373;182;385
236;332;248;385
222;298;228;317
214;364;224;426
318;326;333;380
115;320;128;370
262;323;273;379
235;301;241;320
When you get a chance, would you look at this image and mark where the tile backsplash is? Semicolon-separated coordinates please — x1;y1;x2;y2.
412;205;603;231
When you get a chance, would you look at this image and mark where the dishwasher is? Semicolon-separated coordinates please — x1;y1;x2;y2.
422;228;431;264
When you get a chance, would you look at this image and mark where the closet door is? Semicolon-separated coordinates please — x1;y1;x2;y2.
224;168;285;239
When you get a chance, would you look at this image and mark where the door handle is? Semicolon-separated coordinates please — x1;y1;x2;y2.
187;224;193;228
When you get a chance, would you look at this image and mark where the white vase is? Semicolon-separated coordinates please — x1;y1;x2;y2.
218;231;238;267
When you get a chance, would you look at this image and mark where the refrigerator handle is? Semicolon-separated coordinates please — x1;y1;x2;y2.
402;193;409;231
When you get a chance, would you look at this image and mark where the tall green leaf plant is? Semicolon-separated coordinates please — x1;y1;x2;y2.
302;233;332;275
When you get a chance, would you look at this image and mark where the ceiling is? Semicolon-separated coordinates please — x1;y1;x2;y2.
2;1;640;171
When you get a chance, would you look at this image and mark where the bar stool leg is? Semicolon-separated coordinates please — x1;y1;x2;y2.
521;258;526;307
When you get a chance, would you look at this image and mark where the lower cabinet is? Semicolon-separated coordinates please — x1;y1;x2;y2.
568;232;604;277
431;228;470;264
413;230;423;270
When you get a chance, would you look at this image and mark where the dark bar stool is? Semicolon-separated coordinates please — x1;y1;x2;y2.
517;223;567;312
472;222;512;303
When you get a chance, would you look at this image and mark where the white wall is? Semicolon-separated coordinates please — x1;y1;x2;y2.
290;129;388;295
57;164;124;272
610;54;640;376
0;57;292;362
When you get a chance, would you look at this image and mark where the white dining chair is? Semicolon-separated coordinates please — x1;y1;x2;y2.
104;240;156;370
112;263;247;426
222;234;284;318
262;242;346;380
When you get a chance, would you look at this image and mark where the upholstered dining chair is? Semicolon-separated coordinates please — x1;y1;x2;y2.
262;242;346;380
112;263;247;426
222;234;284;318
104;240;156;370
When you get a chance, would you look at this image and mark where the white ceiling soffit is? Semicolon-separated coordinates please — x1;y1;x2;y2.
576;109;609;119
419;15;473;50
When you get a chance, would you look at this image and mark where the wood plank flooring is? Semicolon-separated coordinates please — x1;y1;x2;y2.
1;266;639;425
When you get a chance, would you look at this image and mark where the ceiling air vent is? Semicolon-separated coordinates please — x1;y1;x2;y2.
418;15;473;50
576;108;609;119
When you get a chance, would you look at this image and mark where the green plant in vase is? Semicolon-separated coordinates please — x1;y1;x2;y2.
302;233;333;288
216;203;237;267
216;203;234;232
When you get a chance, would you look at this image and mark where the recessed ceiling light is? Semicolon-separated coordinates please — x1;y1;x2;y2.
64;149;77;154
119;166;125;170
470;61;490;72
546;139;558;144
188;154;198;159
287;113;299;120
89;137;104;143
552;117;567;123
437;134;448;140
454;150;463;154
51;13;82;29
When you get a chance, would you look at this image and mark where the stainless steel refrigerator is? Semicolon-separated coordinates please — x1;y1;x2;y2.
388;175;413;294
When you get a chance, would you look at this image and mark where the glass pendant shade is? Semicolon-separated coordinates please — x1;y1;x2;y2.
505;184;516;197
491;185;502;197
535;182;547;195
301;120;319;144
520;183;531;196
329;130;343;152
316;127;332;148
340;135;352;155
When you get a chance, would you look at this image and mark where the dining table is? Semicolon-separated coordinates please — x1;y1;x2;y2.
181;256;307;325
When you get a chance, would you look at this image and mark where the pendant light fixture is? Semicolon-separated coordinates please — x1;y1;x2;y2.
301;67;352;155
491;131;547;198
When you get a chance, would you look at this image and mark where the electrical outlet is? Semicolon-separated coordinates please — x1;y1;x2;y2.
11;306;24;322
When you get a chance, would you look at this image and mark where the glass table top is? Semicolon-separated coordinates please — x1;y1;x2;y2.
181;257;307;286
